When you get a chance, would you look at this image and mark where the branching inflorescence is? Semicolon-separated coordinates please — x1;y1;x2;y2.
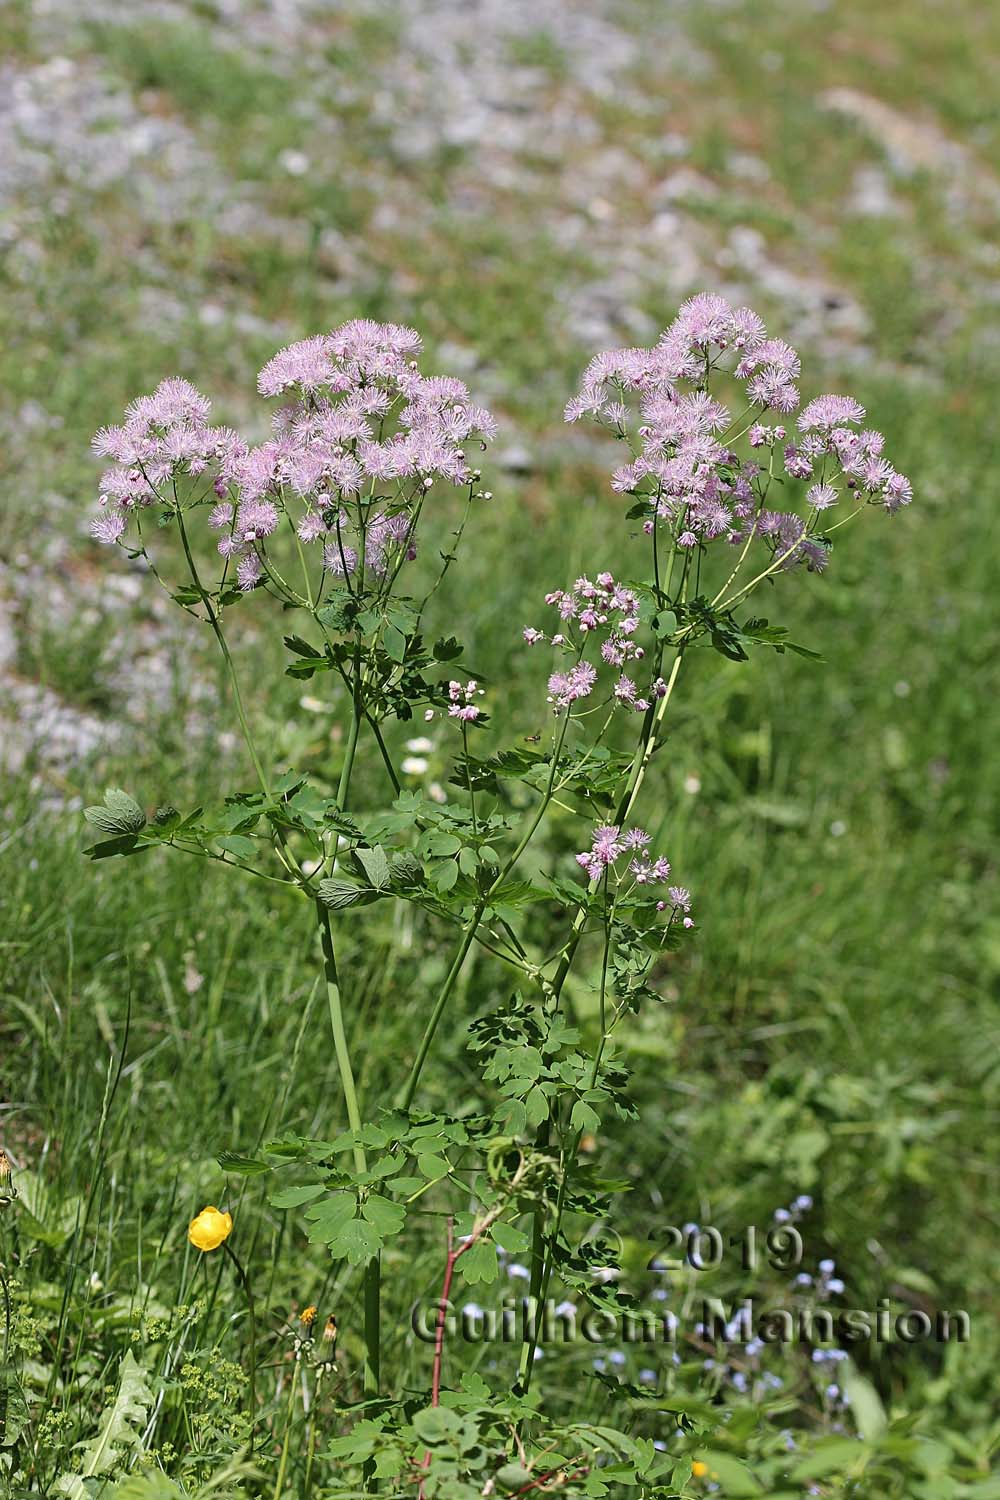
91;319;496;601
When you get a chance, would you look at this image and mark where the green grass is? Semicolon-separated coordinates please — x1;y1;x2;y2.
1;0;999;1490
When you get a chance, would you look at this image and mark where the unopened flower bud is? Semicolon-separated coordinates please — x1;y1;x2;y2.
0;1148;15;1206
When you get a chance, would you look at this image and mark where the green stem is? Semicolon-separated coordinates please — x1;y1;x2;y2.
338;704;362;812
495;709;573;887
463;723;478;837
398;707;576;1111
317;905;365;1162
316;902;380;1398
177;510;317;886
366;713;401;794
315;629;382;1421
398;902;487;1111
514;653;686;1400
222;1241;258;1448
1;1258;10;1370
271;1366;299;1500
517;886;615;1393
175;509;270;799
304;1407;319;1500
542;650;683;1003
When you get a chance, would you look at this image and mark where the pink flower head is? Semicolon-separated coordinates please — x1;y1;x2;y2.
806;483;838;511
90;511;127;545
575;824;626;880
297;512;327;543
798;394;865;433
622;828;651;848
237;553;263;591
447;679;485;722
883;472;913;510
209;502;234;530
322;539;358;576
784;444;814;480
547;661;597;711
236;499;279;543
258;335;337;397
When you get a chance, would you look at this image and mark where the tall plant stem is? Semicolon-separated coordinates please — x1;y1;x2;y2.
515;651;686;1396
222;1241;258;1447
1;1253;11;1370
516;887;614;1392
398;709;574;1111
398;903;486;1111
271;1367;299;1500
315;625;365;841
316;901;380;1398
317;632;382;1421
175;509;270;799
338;699;362;810
543;649;684;1003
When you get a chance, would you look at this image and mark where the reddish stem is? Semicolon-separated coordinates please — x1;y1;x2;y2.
431;1217;459;1409
420;1215;483;1493
511;1465;590;1496
419;1174;526;1496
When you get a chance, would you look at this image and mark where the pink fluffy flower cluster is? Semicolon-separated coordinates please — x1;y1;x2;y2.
576;825;693;922
447;679;485;722
564;293;912;569
524;573;665;715
90;321;497;593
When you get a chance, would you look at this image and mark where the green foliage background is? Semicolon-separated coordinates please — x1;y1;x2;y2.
0;0;997;1491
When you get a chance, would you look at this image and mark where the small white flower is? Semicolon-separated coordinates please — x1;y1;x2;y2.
279;149;310;176
401;756;428;776
405;736;434;753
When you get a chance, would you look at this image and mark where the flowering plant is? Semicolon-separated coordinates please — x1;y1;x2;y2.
82;295;909;1493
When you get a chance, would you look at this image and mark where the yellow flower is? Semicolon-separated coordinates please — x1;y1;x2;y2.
300;1305;318;1328
188;1205;233;1252
691;1460;709;1479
